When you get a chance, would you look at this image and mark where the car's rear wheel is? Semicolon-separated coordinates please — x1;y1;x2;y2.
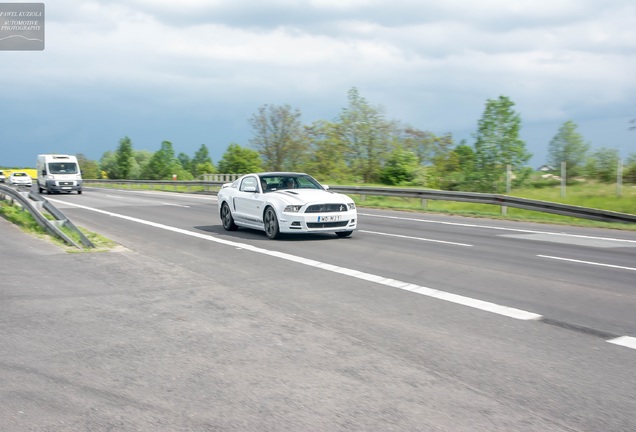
264;207;280;239
336;231;353;238
221;202;238;231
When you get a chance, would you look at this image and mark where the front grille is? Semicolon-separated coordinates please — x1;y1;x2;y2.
307;221;350;228
59;181;73;186
305;204;348;213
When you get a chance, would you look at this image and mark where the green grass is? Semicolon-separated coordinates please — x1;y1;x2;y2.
0;200;46;233
0;200;118;251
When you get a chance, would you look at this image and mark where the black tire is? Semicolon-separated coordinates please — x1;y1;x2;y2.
263;207;280;239
336;231;353;238
221;202;238;231
78;190;82;194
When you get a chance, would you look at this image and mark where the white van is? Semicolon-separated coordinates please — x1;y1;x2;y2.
37;154;83;194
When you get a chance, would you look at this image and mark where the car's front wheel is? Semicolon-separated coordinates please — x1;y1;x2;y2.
221;202;238;231
263;207;280;239
336;231;353;238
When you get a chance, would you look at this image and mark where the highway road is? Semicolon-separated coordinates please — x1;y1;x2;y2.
1;186;635;431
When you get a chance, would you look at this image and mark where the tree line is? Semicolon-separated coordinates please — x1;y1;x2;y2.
77;87;636;193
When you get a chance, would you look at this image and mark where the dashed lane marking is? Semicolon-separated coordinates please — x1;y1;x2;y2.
538;255;636;272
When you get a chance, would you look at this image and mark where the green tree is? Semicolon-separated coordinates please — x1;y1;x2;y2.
585;147;619;183
453;143;476;175
623;152;636;184
249;104;306;171
301;120;350;182
115;136;134;179
191;144;215;177
379;147;419;185
473;96;531;192
336;87;391;183
142;140;180;180
129;150;153;180
548;121;589;180
99;151;118;179
398;126;454;166
177;152;192;173
76;153;100;179
217;143;262;174
438;144;477;190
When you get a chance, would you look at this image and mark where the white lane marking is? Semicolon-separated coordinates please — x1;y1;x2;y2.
608;336;636;350
360;230;472;247
52;199;540;321
104;194;190;208
92;187;216;201
504;233;635;248
160;202;190;208
359;213;636;245
537;255;636;272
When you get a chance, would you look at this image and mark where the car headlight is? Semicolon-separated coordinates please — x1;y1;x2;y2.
284;205;302;213
347;203;356;210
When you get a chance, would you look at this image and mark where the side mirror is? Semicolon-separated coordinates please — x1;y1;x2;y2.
244;186;257;193
323;185;330;190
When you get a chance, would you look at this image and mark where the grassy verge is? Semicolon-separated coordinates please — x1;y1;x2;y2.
0;200;118;252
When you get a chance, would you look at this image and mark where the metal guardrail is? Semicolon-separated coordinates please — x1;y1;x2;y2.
0;184;94;249
82;179;636;224
331;186;636;224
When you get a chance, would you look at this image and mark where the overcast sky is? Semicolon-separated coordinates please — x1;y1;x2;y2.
1;0;635;169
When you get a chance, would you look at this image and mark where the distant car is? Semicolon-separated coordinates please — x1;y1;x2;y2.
8;171;33;187
217;172;357;239
0;170;5;183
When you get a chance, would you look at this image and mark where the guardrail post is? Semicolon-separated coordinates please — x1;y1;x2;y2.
501;205;508;215
421;198;428;209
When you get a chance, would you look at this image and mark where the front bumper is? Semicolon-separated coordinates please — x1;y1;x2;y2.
278;210;357;234
44;180;82;192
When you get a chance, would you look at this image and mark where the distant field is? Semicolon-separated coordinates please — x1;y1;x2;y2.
1;168;37;178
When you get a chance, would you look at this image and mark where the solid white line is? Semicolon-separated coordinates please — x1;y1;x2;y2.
51;199;541;321
608;336;636;350
360;230;472;247
359;213;636;244
537;255;636;272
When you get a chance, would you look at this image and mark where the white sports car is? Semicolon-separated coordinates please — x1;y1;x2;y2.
217;172;357;239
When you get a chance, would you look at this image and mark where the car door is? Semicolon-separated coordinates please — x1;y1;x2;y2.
233;175;267;227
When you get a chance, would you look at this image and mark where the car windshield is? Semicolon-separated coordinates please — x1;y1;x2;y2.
259;174;323;192
48;162;78;174
13;172;27;177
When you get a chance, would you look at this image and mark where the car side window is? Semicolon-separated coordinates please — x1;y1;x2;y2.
239;176;257;192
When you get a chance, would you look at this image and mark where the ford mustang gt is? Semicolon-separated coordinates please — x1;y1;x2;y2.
217;172;357;239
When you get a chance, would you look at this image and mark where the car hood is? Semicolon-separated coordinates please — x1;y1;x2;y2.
269;189;352;206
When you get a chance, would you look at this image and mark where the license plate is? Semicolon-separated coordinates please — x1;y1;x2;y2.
62;187;71;189
318;215;341;222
